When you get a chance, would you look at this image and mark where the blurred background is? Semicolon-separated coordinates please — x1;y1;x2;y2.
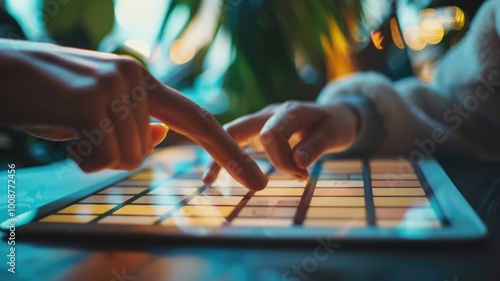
0;0;487;169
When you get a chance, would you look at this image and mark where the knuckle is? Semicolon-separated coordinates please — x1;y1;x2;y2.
282;100;300;110
121;157;143;171
260;103;279;114
280;102;303;118
275;103;302;128
264;103;279;110
200;108;216;122
115;57;141;74
130;161;143;171
96;70;122;89
224;124;239;138
225;160;242;175
259;129;275;144
91;146;120;168
100;156;120;170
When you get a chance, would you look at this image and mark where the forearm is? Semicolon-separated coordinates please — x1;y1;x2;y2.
318;72;498;160
318;1;500;161
387;0;500;160
389;78;495;160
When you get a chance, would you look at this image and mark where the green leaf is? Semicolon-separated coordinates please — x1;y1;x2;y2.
172;0;364;119
43;0;114;50
163;0;203;42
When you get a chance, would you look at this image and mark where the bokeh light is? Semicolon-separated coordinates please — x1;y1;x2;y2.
444;6;466;31
420;19;444;45
403;25;427;51
169;39;196;64
124;39;151;58
390;18;405;49
400;6;467;51
371;30;384;50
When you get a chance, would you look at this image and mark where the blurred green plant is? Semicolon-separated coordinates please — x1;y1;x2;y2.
166;0;363;122
42;0;363;123
42;0;149;64
43;0;114;50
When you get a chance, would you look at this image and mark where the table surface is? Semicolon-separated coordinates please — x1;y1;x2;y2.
1;154;499;281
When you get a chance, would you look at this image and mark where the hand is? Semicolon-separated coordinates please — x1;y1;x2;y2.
203;101;359;184
0;39;267;190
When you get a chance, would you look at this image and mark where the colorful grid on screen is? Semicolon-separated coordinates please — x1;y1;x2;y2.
38;158;445;230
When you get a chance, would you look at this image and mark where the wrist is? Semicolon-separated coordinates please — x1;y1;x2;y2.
337;102;361;135
323;102;360;151
324;94;386;156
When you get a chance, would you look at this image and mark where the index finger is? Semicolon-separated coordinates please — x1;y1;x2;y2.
147;80;268;191
202;109;276;185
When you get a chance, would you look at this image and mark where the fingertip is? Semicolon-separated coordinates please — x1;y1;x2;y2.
250;173;268;191
202;169;215;184
202;176;212;185
224;156;268;191
151;123;169;147
293;149;311;169
238;154;269;191
202;162;221;184
297;170;309;181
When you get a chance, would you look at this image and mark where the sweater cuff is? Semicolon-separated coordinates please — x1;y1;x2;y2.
332;94;386;157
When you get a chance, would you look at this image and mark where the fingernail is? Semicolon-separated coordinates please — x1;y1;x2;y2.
294;173;307;181
297;150;310;168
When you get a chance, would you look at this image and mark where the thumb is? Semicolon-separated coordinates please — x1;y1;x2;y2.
150;123;169;147
292;133;331;169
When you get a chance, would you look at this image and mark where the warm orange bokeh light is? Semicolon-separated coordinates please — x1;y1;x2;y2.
371;30;385;50
323;18;357;82
169;39;196;65
390;18;405;49
420;19;445;45
403;25;427;51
